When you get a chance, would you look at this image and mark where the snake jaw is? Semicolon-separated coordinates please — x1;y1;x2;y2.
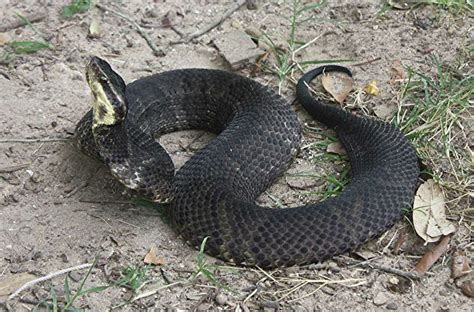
86;56;127;128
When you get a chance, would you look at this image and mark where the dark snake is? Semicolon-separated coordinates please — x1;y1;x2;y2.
75;57;419;268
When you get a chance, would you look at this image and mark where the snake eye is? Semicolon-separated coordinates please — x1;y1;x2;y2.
99;75;109;82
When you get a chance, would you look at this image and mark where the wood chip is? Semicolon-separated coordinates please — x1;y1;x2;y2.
414;235;450;275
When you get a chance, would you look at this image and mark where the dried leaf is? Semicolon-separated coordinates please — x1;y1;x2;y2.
326;141;346;155
0;32;11;46
413;179;456;243
363;80;380;96
321;72;354;104
373;103;397;120
88;20;101;38
390;59;405;83
452;250;471;279
0;272;36;296
414;235;450;275
143;247;165;266
460;280;474;298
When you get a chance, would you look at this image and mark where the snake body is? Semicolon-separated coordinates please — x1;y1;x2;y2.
76;57;419;268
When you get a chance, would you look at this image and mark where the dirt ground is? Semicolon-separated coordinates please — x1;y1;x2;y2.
0;0;472;311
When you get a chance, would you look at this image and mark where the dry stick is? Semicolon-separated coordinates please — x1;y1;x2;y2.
95;3;164;56
131;281;184;302
347;259;420;280
8;263;93;300
351;56;382;67
0;12;46;32
173;0;246;44
0;137;71;144
0;163;30;173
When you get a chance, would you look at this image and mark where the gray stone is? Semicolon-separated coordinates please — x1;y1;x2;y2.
213;30;264;69
215;293;228;306
373;292;389;306
386;302;398;310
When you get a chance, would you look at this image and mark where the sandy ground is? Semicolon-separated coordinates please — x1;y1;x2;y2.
0;0;472;311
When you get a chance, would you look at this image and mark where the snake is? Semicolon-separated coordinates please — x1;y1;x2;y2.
75;56;419;268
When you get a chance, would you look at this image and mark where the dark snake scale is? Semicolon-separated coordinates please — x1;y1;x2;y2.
76;59;419;268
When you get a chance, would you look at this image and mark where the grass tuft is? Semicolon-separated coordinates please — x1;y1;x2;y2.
191;237;235;293
63;0;92;18
395;56;473;218
257;0;352;93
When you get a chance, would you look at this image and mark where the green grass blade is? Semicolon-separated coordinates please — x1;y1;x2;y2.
9;40;52;54
63;0;91;18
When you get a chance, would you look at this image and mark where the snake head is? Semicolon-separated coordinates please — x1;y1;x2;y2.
86;56;127;128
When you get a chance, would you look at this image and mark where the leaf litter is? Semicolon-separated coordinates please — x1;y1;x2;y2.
143;247;165;266
321;71;354;104
412;179;456;243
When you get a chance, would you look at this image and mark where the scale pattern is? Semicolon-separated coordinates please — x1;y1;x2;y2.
76;66;419;268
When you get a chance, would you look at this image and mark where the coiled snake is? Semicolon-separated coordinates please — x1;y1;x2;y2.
75;57;419;268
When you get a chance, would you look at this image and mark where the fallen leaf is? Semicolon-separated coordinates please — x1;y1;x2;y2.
0;272;36;296
143;247;165;266
390;59;405;83
326;141;346;155
373;103;397;120
0;32;11;46
88;20;101;38
413;179;456;243
414;235;450;275
460;280;474;298
363;80;380;96
321;72;354;104
451;250;471;279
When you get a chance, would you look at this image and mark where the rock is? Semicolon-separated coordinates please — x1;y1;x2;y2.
215;293;228;306
261;300;279;310
386;302;398;310
373;292;389;306
460;279;474;298
196;303;210;311
213;30;264;69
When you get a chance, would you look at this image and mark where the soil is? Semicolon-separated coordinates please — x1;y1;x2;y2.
0;0;472;311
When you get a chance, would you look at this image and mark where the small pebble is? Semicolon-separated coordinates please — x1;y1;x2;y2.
386;302;398;310
196;303;209;311
261;300;279;309
373;292;388;306
215;293;228;306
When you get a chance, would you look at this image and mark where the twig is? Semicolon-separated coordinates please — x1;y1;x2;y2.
95;3;164;56
65;181;89;198
345;259;420;280
173;0;246;44
0;12;46;32
79;199;132;205
0;137;71;144
351;57;382;67
131;281;184;302
0;163;30;173
8;263;93;300
191;289;215;312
